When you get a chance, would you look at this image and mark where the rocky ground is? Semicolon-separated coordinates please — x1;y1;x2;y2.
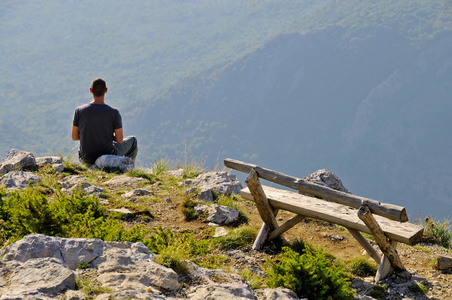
0;149;451;299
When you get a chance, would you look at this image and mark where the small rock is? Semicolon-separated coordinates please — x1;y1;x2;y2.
95;155;134;172
35;156;63;166
213;227;229;237
53;163;65;174
436;255;452;270
122;188;153;198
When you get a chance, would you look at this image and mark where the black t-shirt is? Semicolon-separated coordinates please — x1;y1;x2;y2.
73;103;122;164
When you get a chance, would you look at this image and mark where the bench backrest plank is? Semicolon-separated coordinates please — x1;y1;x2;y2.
225;158;408;222
241;186;423;245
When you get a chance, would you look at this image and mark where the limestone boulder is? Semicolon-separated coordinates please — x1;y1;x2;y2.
183;171;243;201
0;170;41;189
303;169;350;193
206;204;240;225
0;149;37;175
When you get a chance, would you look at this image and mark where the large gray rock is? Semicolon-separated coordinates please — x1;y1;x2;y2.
1;234;179;297
183;171;243;201
0;170;41;189
206;204;240;225
303;169;350;193
0;149;37;175
94;155;134;172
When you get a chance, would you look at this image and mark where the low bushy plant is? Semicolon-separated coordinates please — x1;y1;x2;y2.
0;187;150;245
417;216;452;248
266;246;355;300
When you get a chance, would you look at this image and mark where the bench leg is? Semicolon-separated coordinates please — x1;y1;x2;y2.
347;228;381;264
252;207;280;250
358;205;411;281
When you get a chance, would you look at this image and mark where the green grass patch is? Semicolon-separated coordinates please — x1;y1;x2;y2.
346;257;378;277
213;225;257;250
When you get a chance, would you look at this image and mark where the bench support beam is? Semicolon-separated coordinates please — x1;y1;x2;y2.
268;214;305;241
346;228;381;264
358;205;411;280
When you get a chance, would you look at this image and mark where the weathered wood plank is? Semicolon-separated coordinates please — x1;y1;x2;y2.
240;186;423;245
225;158;408;222
358;205;411;279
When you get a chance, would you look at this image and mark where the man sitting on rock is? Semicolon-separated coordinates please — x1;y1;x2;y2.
72;78;138;166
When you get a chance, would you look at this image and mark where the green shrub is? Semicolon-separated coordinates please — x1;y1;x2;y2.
266;246;355;300
0;187;149;245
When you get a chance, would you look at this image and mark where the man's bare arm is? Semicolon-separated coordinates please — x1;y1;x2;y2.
114;128;124;143
72;126;80;141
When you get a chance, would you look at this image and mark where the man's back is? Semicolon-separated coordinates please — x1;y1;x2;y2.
73;103;122;164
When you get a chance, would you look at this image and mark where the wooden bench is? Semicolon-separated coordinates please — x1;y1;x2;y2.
224;158;424;281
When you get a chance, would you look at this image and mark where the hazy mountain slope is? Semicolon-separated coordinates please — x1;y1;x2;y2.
133;20;452;218
0;0;327;156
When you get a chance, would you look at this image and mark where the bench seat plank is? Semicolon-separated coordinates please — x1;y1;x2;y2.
241;186;423;245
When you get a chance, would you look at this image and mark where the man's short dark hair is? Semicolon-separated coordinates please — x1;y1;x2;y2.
91;78;107;97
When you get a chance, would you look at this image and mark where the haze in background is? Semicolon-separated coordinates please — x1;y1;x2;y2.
1;0;451;220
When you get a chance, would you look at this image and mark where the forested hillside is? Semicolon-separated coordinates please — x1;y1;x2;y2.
1;0;452;219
